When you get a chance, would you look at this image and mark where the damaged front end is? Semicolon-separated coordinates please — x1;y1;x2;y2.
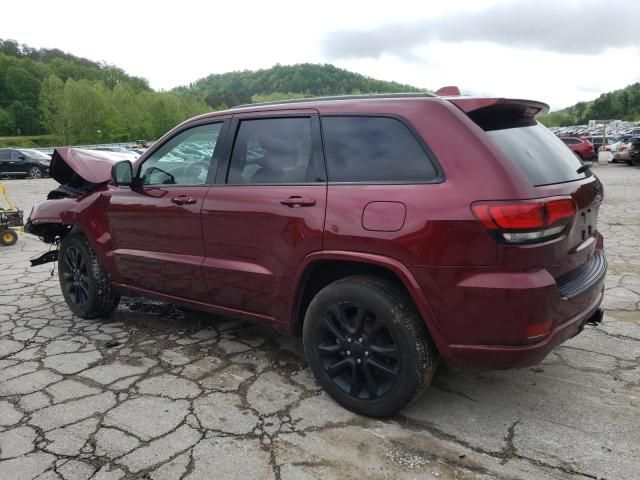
25;147;125;264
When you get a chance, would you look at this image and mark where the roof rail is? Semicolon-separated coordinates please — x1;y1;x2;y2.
231;92;435;109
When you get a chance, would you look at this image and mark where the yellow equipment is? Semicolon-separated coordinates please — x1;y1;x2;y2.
0;183;23;246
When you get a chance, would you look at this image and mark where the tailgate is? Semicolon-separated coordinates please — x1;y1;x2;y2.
541;176;604;280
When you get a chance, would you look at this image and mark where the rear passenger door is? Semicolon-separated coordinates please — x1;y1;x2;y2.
201;112;327;325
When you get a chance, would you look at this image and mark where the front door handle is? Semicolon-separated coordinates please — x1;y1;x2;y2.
171;196;196;205
280;196;316;207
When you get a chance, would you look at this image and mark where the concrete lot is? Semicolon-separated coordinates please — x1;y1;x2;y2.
1;164;639;480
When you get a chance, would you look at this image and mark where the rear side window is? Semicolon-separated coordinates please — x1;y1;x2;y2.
228;117;312;184
321;116;437;183
486;124;589;186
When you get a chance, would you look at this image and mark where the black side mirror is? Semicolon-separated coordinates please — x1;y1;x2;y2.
17;154;26;160
112;160;133;187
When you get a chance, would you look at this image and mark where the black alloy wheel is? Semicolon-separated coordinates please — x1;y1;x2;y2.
58;234;120;318
60;245;91;307
303;276;437;417
315;302;400;400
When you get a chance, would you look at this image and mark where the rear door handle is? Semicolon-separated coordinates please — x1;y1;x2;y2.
171;196;196;205
280;196;316;207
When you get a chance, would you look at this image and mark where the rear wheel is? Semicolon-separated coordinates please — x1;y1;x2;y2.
303;276;436;417
58;234;120;318
27;166;42;179
1;229;17;246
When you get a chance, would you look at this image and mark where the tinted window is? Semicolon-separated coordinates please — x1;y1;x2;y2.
321;116;436;182
19;149;51;160
561;138;578;145
487;123;589;186
139;123;222;185
0;150;10;160
228;117;312;184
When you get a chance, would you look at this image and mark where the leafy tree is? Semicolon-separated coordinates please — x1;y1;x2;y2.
8;101;40;135
39;75;65;141
0;106;14;135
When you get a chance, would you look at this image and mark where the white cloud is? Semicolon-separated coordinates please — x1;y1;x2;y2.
2;0;639;109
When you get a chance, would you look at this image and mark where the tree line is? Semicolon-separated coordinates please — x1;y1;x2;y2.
1;40;428;145
541;82;640;127
0;39;207;144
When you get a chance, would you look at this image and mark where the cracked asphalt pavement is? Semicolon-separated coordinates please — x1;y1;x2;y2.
1;164;639;480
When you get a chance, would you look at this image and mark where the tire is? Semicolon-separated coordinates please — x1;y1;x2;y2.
303;275;437;417
27;166;43;179
1;229;18;246
58;234;120;318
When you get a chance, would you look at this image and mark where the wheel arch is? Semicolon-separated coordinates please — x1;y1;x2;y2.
291;251;447;354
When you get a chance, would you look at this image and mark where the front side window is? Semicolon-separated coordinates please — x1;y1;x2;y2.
227;117;312;184
321;116;437;182
139;122;222;186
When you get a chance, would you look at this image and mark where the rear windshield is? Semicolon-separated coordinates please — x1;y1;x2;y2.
486;123;589;186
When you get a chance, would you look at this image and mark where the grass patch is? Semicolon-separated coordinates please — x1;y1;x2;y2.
0;135;58;148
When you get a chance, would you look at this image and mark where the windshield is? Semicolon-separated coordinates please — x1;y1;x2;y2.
20;149;51;160
486;123;590;186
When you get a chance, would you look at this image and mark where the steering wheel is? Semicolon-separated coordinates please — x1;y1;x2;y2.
183;162;209;184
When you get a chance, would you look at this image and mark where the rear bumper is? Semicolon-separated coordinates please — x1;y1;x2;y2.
444;288;604;369
409;246;607;370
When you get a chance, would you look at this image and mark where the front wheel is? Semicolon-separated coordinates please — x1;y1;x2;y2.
58;234;120;318
303;276;437;417
27;166;43;179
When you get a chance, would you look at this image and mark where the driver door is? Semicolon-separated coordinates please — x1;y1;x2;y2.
106;120;228;300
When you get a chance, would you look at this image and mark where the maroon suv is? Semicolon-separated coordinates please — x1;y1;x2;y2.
26;93;606;416
559;136;596;160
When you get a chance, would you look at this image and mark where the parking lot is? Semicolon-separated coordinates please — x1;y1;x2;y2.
1;164;639;480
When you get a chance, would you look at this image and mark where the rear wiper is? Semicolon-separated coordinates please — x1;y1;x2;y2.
576;163;591;174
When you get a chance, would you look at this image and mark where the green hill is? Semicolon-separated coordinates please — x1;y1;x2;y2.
541;83;640;127
1;40;426;146
174;63;426;109
0;39;207;144
0;39;150;136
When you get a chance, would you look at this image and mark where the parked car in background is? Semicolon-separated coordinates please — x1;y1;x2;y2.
559;137;595;160
93;147;140;161
0;148;51;178
629;138;640;166
611;140;633;164
26;93;606;416
586;136;617;153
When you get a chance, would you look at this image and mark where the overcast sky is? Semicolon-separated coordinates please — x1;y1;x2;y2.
4;0;640;109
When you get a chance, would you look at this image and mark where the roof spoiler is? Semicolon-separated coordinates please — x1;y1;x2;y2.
435;86;461;96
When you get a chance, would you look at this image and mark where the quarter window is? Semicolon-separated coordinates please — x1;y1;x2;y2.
321;116;437;182
139;123;222;186
227;117;313;184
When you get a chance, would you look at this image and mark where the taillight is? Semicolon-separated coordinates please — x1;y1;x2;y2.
472;198;576;244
